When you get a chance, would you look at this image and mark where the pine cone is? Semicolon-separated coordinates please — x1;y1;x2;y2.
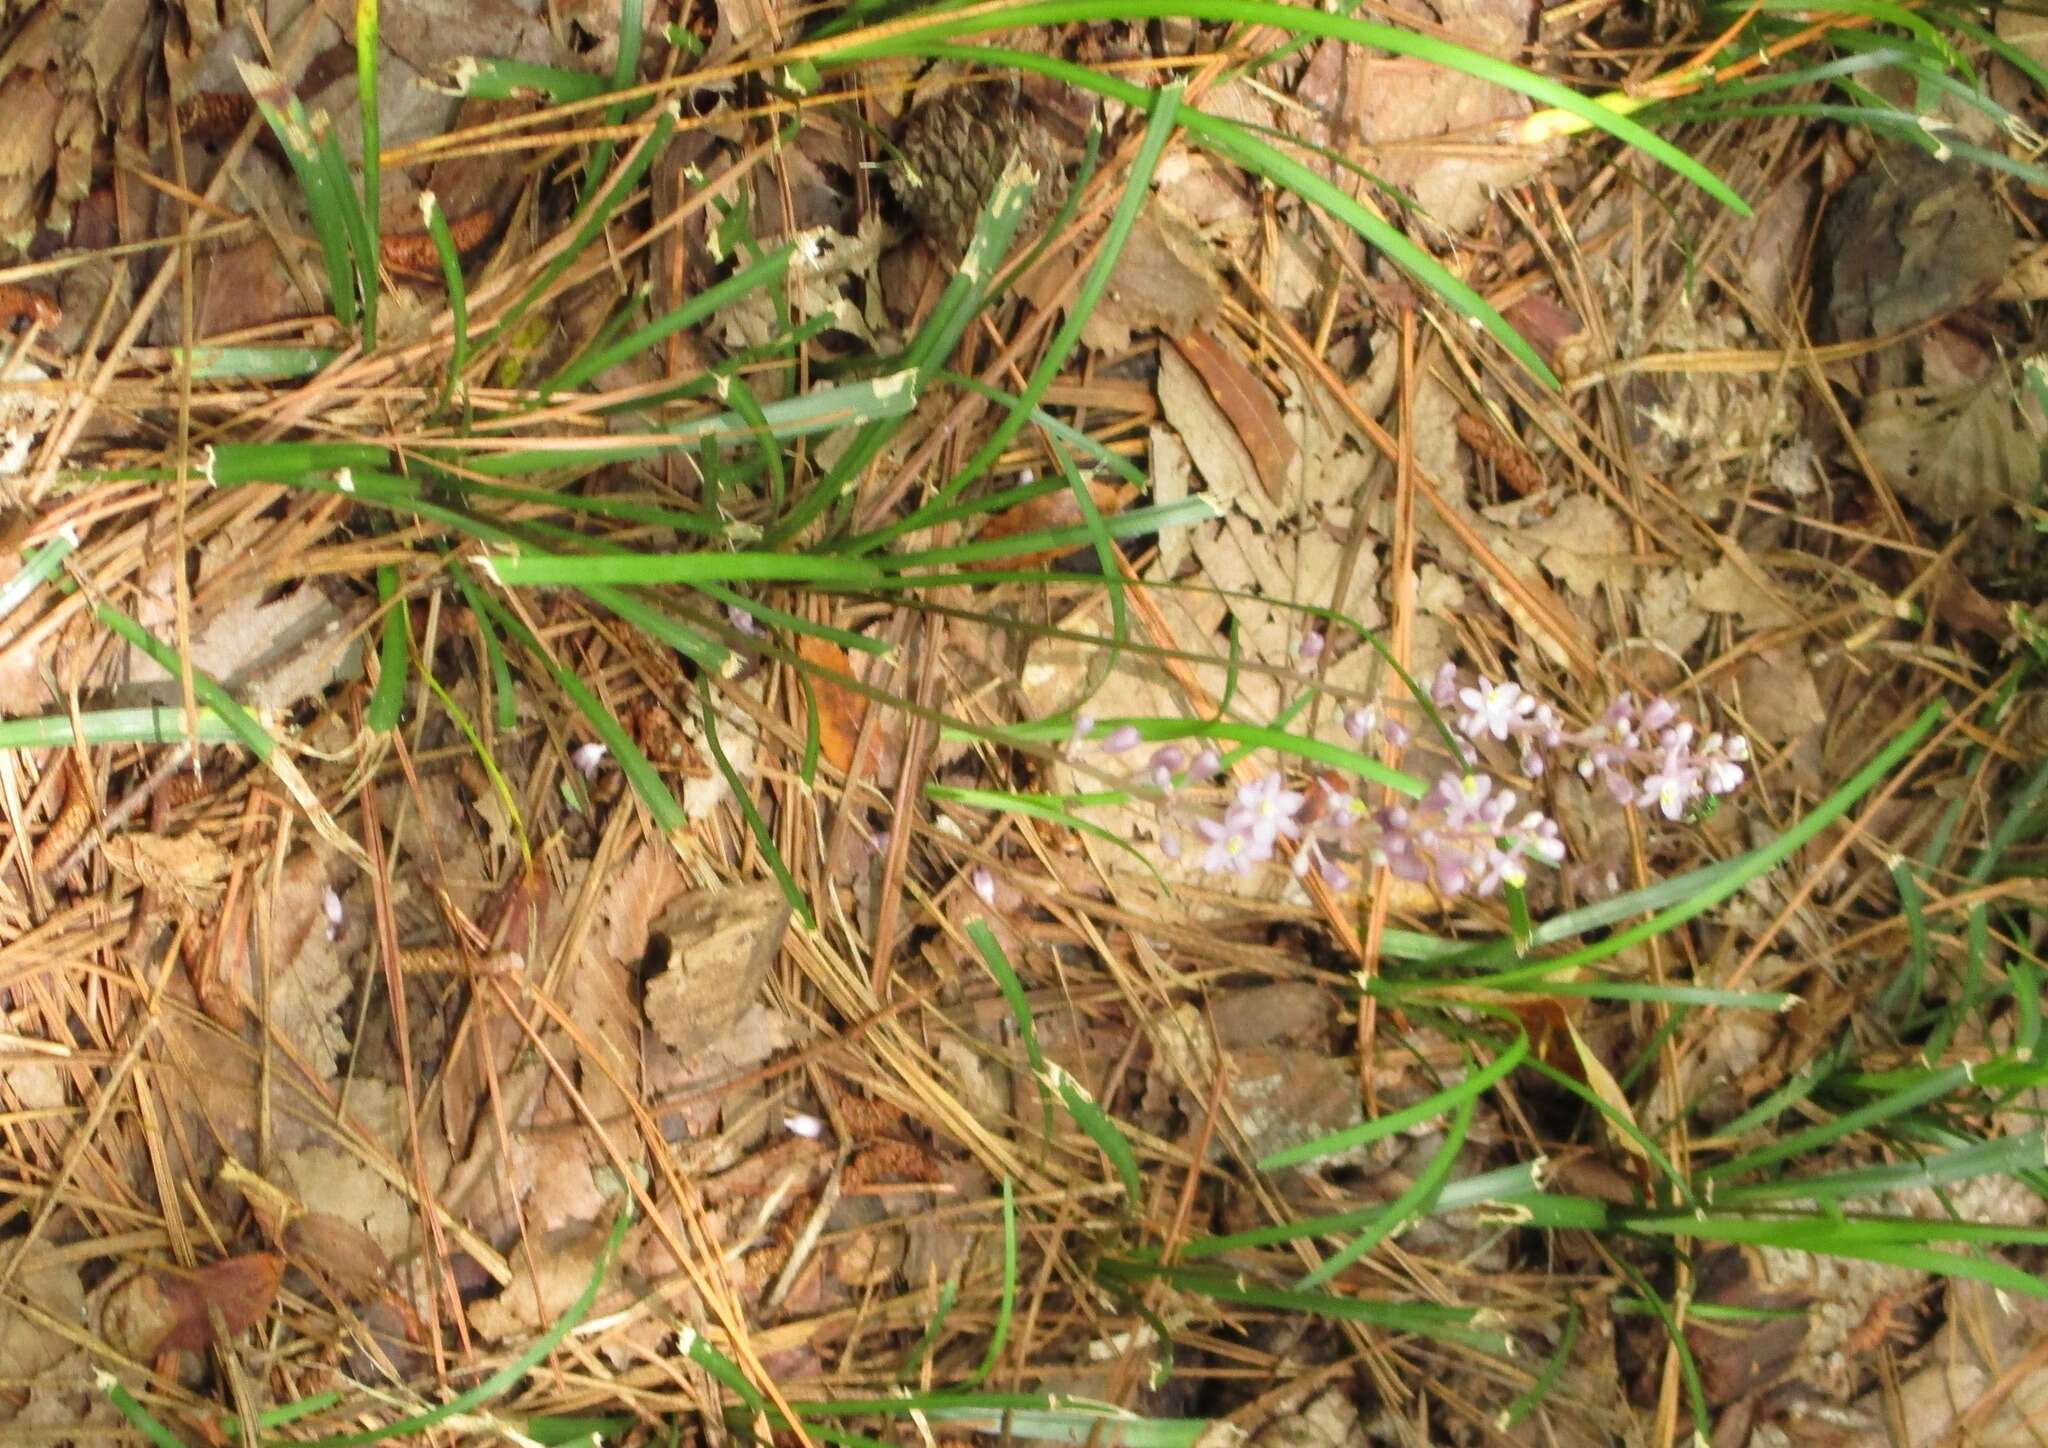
887;80;1065;255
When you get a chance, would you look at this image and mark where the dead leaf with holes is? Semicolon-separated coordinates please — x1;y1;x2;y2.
597;842;690;963
1857;376;2044;523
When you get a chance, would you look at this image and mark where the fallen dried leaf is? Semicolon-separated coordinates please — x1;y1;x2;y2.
101;1253;283;1358
0;1263;83;1376
1858;378;2043;523
101;830;231;910
796;635;877;775
1171;329;1296;507
283;1212;392;1303
1693;555;1799;632
643;881;793;1056
1158;341;1268;522
1086;199;1225;353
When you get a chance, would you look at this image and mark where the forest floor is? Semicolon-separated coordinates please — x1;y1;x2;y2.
0;0;2044;1445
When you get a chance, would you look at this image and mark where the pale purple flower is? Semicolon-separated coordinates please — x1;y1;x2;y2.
572;741;609;778
1188;748;1222;782
1147;745;1187;791
969;867;998;906
784;1113;825;1139
1233;772;1305;850
1382;718;1411;749
1457;677;1537;742
1701;733;1749;795
1431;661;1461;706
322;884;345;942
1343;705;1378;742
1102;724;1143;755
1195;814;1260;875
725;603;764;637
1298;629;1326;661
1640;746;1701;821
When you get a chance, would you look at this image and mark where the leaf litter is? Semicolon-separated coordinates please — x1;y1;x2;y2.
2;1;2046;1444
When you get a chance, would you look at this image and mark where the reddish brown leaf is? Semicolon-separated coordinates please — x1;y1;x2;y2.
1502;293;1584;371
797;636;872;775
0;282;60;331
103;1252;284;1358
1170;329;1296;505
965;479;1135;572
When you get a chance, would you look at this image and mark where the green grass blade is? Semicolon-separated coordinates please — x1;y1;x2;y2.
1046;1060;1144;1206
1259;1032;1527;1170
543;241;797;396
96;604;273;761
1499;1304;1580;1430
454;58;610;102
99;1375;190;1448
1712;1132;2046;1208
1701;1063;1975;1183
367;565;408;733
448;561;518;731
696;677;814;928
0;529;77;625
490;105;677;350
421;192;471;408
968;918;1057;1144
465;576;687;831
236;60;359;330
1297;1093;1474;1287
478;548;885;589
355;0;382;348
967;1179;1018;1385
581;0;645;202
